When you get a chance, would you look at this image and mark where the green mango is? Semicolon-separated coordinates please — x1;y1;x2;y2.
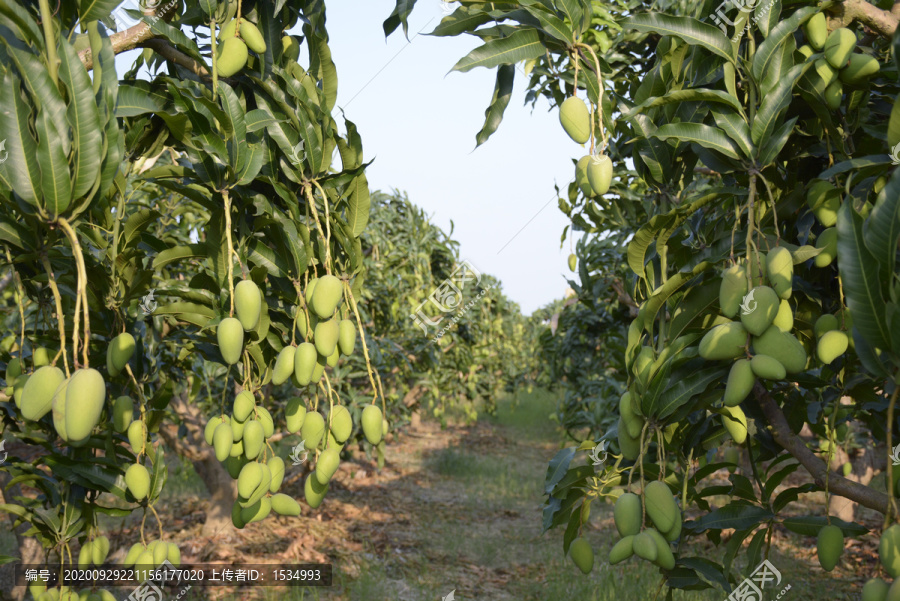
719;264;749;318
815;227;838;267
752;326;807;373
92;535;109;566
750;354;786;380
234;279;262;331
361;405;383;445
772;299;794;333
824;28;856;69
617;416;641;461
608;535;634;565
645;527;675;570
724;359;755;407
112;395;133;433
294;342;317;386
614;492;642;537
824;80;843;111
862;578;890;601
568;537;594;574
575;156;592;197
587;154;613;196
271;493;301;516
268;456;285;493
817;330;849;364
301;411;326;450
803;12;827;50
740;286;780;336
338;319;356;356
233;390;255;422
315;447;340;485
314;319;339;358
257;406;274;437
65;368;106;445
559;97;591;144
106;332;135;377
329;405;353;443
766;247;793;299
215;37;248;78
817;524;843;571
21;365;65;421
285;398;307;433
242;420;264;459
815;314;839;338
304;473;329;508
213;422;233;462
807;182;840;227
644;480;677;533
699;321;748;360
633;532;657;562
272;346;296;386
217;317;244;365
125;463;150;500
840;53;880;85
237;462;263;499
720;404;748;444
311;275;343;319
282;35;300;62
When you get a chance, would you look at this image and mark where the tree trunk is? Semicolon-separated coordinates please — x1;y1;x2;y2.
156;393;236;538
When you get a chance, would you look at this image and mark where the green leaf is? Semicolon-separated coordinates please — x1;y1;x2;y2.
544;447;576;494
888;99;900;148
689;503;774;533
0;72;41;205
781;515;868;537
430;6;492;37
625;88;744;121
153;244;208;270
756;116;796;166
245;108;281;132
199;0;218;16
347;173;371;237
751;63;805;146
475;64;515;147
819;155;892;179
837;201;890;350
452;29;545;73
751;6;816;82
383;0;418;39
247;238;290;277
34;109;72;216
639;261;715;331
621;14;735;64
78;0;120;21
710;107;754;158
651;363;726;419
116;85;162;117
628;214;677;279
864;169;900;284
653;123;742;160
5;46;69;156
58;35;102;201
522;5;573;44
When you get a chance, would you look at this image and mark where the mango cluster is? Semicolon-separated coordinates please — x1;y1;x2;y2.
30;584;116;601
799;15;880;111
607;482;681;570
286;401;386;509
558;96;613;198
699;248;852;443
215;17;266;78
861;524;900;600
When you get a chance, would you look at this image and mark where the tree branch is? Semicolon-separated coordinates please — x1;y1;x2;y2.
77;1;179;70
754;382;891;515
827;0;899;38
140;39;209;77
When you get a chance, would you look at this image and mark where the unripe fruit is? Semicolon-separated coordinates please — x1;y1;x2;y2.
231;418;245;443
92;535;109;566
644;480;678;533
617;416;640;461
282;35;300;62
645;527;675;570
815;314;839;338
330;405;352;443
243;420;264;459
752;326;807;373
51;377;70;440
824;80;843;111
314;319;339;358
311;275;343;319
216;37;248;78
766;247;793;299
238;462;263;499
232;500;247;528
167;543;180;567
815;227;838;267
20;365;65;421
213;422;233;462
568;253;577;272
559;97;591;144
301;411;326;450
229;19;266;54
123;543;143;567
798;44;813;59
740;286;780;336
65;368;106;445
234;280;262;331
285;398;307;433
106;333;135;377
304;473;329;508
719;264;749;318
294;342;317;386
634;346;654;389
575;155;592;196
271;493;301;516
79;541;92;568
817;330;849;364
862;578;890;601
257;406;274;437
112;396;133;433
326;348;339;368
310;356;326;384
241;496;272;524
803;12;827;50
633;532;658;562
33;347;50;367
724;359;755;407
817;524;843;571
810;58;837;93
664;515;682;542
720;404;748;444
305;278;318;306
204;415;228;445
807;181;840;227
608;535;634;565
125;463;150;500
614;492;642;537
268;456;285;493
338;319;356;356
840;54;880;85
127;420;147;455
699;321;748;360
622;411;643;439
224;455;245;479
234;390;255;422
5;357;21;382
272;346;296;386
842;462;852;476
772;299;793;333
361;405;384;445
750;354;786;380
217;317;244;365
824;28;856;69
587;154;613;196
746;252;767;286
315;447;340;485
882;524;900;577
568;537;594;574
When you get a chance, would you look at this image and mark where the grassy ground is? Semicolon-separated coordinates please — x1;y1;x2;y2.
5;388;875;600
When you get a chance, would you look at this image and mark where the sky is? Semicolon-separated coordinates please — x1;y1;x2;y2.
113;1;581;315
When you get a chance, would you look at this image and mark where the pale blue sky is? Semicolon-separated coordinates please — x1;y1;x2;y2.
114;1;581;314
